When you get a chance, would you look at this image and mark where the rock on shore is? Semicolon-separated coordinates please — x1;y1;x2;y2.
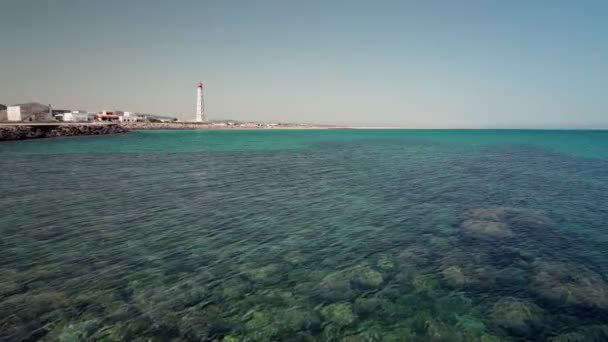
0;124;129;141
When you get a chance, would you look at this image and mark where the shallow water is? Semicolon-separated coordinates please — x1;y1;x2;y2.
1;129;608;341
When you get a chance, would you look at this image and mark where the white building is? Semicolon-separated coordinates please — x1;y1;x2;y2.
116;111;140;122
7;106;21;121
59;110;88;122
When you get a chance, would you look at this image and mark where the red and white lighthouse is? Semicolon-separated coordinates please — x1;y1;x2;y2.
196;81;206;122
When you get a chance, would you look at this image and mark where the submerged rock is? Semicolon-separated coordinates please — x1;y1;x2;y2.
488;298;544;336
0;269;22;299
412;274;440;293
55;320;102;342
258;289;298;306
321;303;357;327
180;305;236;341
441;266;467;287
241;264;283;285
284;251;307;265
399;245;433;266
425;320;478;342
220;278;253;300
240;307;320;339
439;262;496;290
243;310;280;339
460;207;551;240
351;264;384;290
460;220;513;239
405;313;486;342
353;297;395;319
550;325;608;342
466;207;550;225
376;255;396;272
318;271;355;301
434;294;473;317
455;315;486;337
353;297;384;316
282;308;321;332
0;291;72;322
531;261;608;310
317;264;384;300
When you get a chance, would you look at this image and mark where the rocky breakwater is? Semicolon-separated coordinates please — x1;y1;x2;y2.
0;123;129;141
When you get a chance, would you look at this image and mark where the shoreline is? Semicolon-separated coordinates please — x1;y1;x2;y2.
0;122;349;141
4;122;601;141
122;122;345;130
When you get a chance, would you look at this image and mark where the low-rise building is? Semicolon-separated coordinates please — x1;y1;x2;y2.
119;111;141;123
95;110;120;122
7;106;22;121
56;110;89;122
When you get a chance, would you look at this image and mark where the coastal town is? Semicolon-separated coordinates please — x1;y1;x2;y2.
0;105;331;140
0;102;290;128
0;102;174;124
0;83;339;140
1;82;287;127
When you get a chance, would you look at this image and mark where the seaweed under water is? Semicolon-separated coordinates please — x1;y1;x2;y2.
1;130;608;341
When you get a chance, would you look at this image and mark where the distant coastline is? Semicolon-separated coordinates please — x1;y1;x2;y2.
0;122;346;141
122;122;344;130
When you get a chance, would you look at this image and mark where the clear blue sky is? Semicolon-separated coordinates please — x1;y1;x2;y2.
1;0;607;127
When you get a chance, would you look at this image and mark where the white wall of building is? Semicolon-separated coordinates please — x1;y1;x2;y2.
121;111;140;122
58;110;88;122
7;106;21;121
70;111;88;122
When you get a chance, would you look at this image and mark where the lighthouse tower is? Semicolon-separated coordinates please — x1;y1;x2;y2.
196;81;206;122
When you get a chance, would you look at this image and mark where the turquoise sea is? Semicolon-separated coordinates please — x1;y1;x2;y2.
2;129;608;341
